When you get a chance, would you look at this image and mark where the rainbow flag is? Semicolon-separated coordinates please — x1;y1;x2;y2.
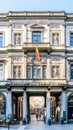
36;47;40;59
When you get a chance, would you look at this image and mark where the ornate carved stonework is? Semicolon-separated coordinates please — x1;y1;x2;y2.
12;57;22;62
51;56;61;61
51;24;60;29
27;56;47;64
13;24;22;29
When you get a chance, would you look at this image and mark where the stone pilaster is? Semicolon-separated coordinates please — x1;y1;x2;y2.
23;24;27;42
8;24;12;45
8;56;12;78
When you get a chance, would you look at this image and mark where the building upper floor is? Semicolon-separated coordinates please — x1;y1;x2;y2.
0;11;73;52
1;11;73;86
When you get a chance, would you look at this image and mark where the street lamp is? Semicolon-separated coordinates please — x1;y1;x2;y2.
7;114;12;130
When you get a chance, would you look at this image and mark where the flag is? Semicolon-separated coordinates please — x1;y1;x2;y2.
36;47;40;59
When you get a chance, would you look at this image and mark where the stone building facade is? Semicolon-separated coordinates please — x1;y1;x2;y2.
0;11;73;124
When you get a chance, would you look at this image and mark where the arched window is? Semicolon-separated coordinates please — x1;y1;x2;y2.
0;93;6;115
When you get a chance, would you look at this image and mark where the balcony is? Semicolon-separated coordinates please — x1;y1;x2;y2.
22;42;51;53
7;79;49;87
66;46;73;52
51;44;66;51
7;78;67;88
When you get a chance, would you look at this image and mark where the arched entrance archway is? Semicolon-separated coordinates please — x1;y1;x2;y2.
0;93;6;118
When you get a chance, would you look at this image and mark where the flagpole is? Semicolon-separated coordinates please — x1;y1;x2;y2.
35;47;40;79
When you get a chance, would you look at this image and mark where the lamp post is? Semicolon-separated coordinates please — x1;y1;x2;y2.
7;114;11;130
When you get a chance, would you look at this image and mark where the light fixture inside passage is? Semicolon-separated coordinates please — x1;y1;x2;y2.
30;96;44;108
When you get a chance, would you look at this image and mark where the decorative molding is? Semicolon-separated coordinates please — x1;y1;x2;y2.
27;56;47;64
12;57;22;62
12;24;22;29
51;24;60;29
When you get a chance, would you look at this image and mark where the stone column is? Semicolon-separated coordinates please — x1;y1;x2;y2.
23;90;28;121
60;90;67;123
46;89;51;123
6;90;12;118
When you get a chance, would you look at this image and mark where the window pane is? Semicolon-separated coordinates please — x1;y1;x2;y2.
37;67;41;79
71;71;73;79
32;32;41;42
42;65;46;79
32;65;41;79
0;33;3;46
70;33;73;46
0;64;3;80
27;65;31;79
32;65;36;78
70;64;73;79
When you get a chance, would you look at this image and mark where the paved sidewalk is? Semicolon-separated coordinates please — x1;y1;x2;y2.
0;125;26;130
1;123;73;130
24;123;73;130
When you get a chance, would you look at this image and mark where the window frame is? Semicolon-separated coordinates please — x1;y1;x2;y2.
32;31;41;43
70;63;73;79
70;32;73;46
27;64;46;79
0;63;4;80
0;32;4;46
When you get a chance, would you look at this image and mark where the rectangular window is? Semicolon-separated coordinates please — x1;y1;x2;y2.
32;65;36;79
14;33;21;45
0;64;3;80
52;33;59;45
13;66;21;78
70;64;73;79
27;65;31;79
32;32;41;42
32;65;41;79
42;65;46;79
70;33;73;46
0;33;3;46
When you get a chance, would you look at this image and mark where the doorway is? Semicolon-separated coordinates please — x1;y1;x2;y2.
68;95;73;120
12;92;23;121
29;96;45;123
50;93;60;123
